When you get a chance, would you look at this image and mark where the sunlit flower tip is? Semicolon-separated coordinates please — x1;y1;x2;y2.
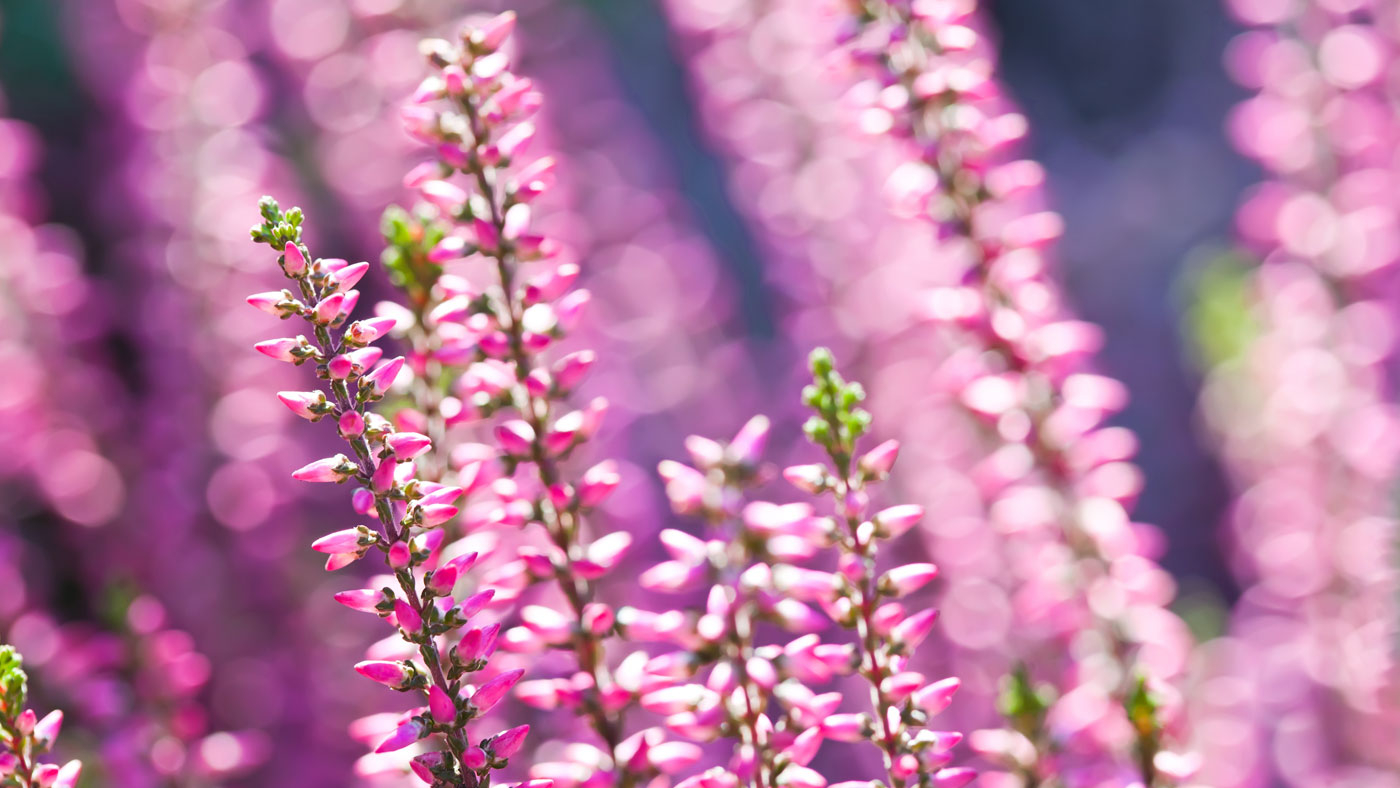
445;550;481;575
330;261;370;292
491;724;530;758
471;51;509;83
364;356;406;395
495;420;535;456
464;746;489;769
294;454;355;484
648;741;703;774
403;161;439;189
417;503;459;527
578;461;621;507
457;588;496;619
821;713;868;742
502;203;531;241
394;599;424;632
388;541;412;569
334;589;384;613
325;552;362;571
657;460;706;512
375;719;426;753
783;727;823;768
32;709;62;746
521;605;571;642
729;415;771;466
745;656;778;689
931;768;976;788
874;504;924;538
310;529;366;554
277;391;324;420
428;685;456;724
514;155;557;195
882;563;939;596
355;660;411;688
255;337;301;362
246;291;286;315
283;242;307;275
582;602;614;634
472;668;524;712
52;761;81;788
858;438;900;476
783;464;827;493
31;765;58;785
891;607;939;650
420;180;467;212
327;354;356;380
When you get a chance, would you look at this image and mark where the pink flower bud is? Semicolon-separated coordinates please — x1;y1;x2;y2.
420;180;467;213
472;668;524;712
277;391;324;421
464;747;488;769
388;541;411;569
314;292;346;324
312;528;370;554
352;488;375;514
658;461;707;514
429;685;456;724
371;456;398;494
586;532;632;568
777;766;826;788
729;415;770;466
417;503;459;527
490;724;530;758
891;608;939;651
255;337;302;363
411;752;446;783
473;217;500;252
339;411;365;438
0;752;18;775
363;356;405;395
582;603;614;634
496;420;535;456
914;677;961;717
478;10;516;50
521;605;571;644
52;761;81;788
821;713;868;742
355;660;411;688
294;455;356;483
334;589;384;613
578;460;620;507
394;600;423;633
32;710;62;748
555;288;590;331
375;719;426;753
882;563;939;596
859;439;900;476
874;504;924;538
783;464;827;493
246;290;288;315
457;588;495;619
347;315;397;345
283;242;307;275
785;727;823;767
32;764;57;787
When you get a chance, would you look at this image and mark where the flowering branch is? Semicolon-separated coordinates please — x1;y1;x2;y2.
249;199;527;786
395;12;642;782
842;3;1193;784
0;647;80;788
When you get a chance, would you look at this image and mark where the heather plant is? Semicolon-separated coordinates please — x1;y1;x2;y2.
627;349;974;788
0;647;80;788
839;2;1196;785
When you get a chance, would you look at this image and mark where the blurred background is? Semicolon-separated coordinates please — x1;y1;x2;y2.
2;0;1382;785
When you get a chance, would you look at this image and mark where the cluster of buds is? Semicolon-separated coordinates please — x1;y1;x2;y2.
625;349;973;788
393;13;643;783
841;3;1196;786
0;647;80;788
250;199;530;787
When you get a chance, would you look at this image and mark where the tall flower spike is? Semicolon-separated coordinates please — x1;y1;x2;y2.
0;647;81;788
249;197;525;786
1186;1;1400;784
631;356;973;788
842;4;1196;785
399;14;642;785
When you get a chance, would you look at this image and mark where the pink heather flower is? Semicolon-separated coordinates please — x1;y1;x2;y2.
882;563;939;597
53;761;82;788
429;686;456;724
334;589;384;614
282;241;307;275
393;600;422;633
649;741;703;774
277;390;324;420
371;456;397;493
727;415;770;467
246;290;287;315
311;528;369;554
32;710;62;747
292;455;356;483
495;420;535;456
386;432;432;460
255;337;302;362
578;460;621;507
362;356;405;396
859;439;900;476
471;668;523;712
355;661;410;688
491;724;530;758
375;719;426;753
330;261;370;292
890;608;939;651
873;504;924;538
914;678;961;718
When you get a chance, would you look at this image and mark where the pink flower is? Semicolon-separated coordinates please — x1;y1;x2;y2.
355;661;411;688
490;724;530;758
283;241;307;275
